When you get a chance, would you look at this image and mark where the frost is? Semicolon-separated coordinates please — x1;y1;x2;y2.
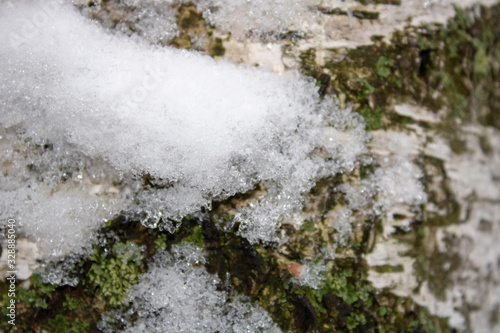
326;206;354;246
193;0;319;39
0;128;126;258
371;156;428;212
292;260;328;290
75;0;319;42
100;244;281;332
339;155;427;216
74;0;180;44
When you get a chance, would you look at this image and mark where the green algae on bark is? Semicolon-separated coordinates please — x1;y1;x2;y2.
302;4;500;134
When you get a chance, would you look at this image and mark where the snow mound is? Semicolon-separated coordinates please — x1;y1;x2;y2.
101;244;281;332
0;0;367;256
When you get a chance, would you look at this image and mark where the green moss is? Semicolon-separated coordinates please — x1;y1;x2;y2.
30;273;56;294
87;241;143;307
376;56;394;78
155;233;168;251
450;137;468;154
358;0;401;4
178;7;203;30
180;225;204;247
474;46;491;76
63;294;78;311
314;3;500;135
2;287;47;311
70;318;91;333
359;107;383;131
0;273;60;317
300;221;316;231
373;264;404;273
208;37;225;57
299;48;322;78
428;200;461;226
318;6;380;20
48;315;68;332
359;165;375;179
401;216;462;301
346;312;366;330
47;315;90;333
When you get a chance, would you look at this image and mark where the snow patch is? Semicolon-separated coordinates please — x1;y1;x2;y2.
101;244;281;332
0;0;367;256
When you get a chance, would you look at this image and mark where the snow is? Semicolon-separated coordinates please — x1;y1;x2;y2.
0;0;426;266
100;244;281;333
0;0;368;256
75;0;320;42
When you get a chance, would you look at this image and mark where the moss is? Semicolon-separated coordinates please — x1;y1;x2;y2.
346;312;366;330
299;48;321;78
0;215;209;331
201;208;444;333
169;3;220;56
0;273;99;332
376;56;394;78
48;315;68;332
180;225;204;247
358;0;401;4
87;241;143;307
401;219;462;301
169;36;192;50
70;318;91;333
479;135;493;155
208;37;225;57
154;233;168;251
63;294;78;311
426;249;462;301
449;137;468;154
428;200;461;226
474;45;491;76
352;10;380;20
373;264;404;273
47;315;90;333
2;287;47;311
420;155;462;227
312;3;500;136
359;107;384;131
177;6;204;30
0;273;58;319
300;221;316;231
359;164;375;180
